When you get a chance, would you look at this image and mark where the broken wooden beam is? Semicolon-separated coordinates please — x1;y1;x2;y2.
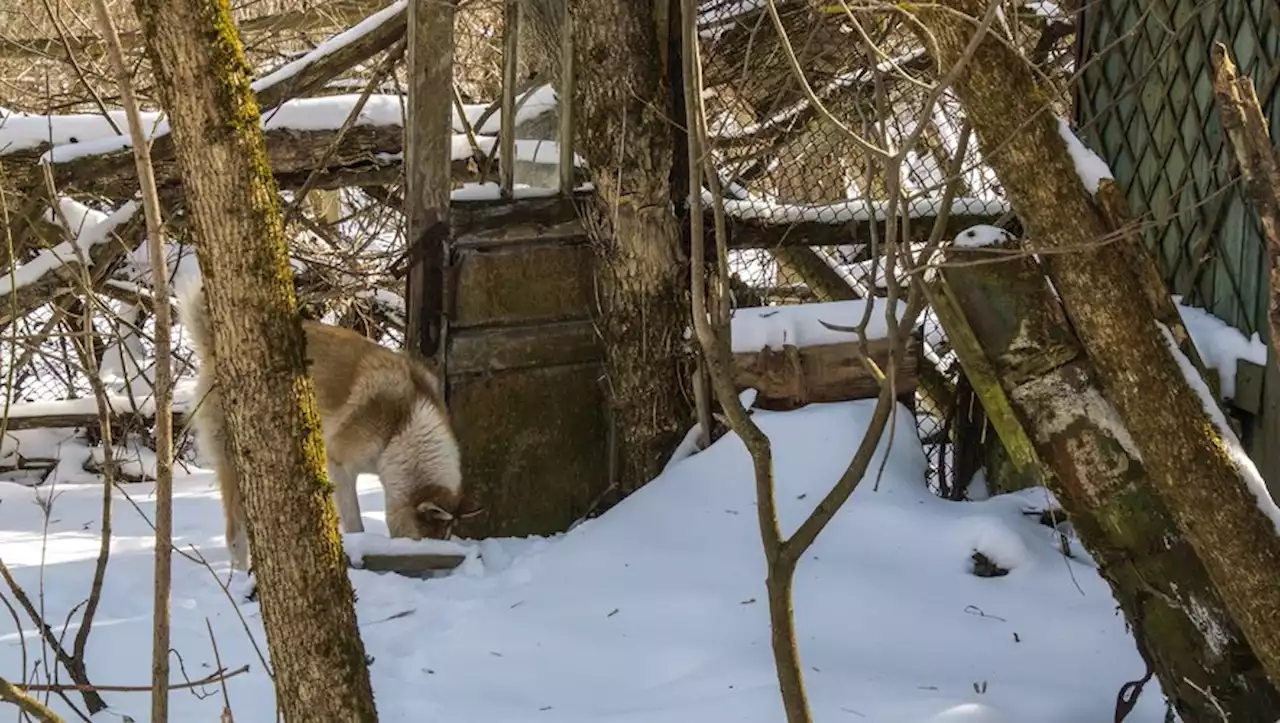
732;334;919;410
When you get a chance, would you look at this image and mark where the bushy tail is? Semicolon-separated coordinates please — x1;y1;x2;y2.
175;273;213;359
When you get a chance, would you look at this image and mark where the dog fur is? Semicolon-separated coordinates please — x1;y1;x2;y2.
178;276;463;571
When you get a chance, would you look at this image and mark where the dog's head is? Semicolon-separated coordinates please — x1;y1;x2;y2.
388;486;484;540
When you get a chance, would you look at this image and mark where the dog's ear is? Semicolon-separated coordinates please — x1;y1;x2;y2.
416;501;454;521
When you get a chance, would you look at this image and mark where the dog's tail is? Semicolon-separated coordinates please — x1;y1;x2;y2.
175;273;213;359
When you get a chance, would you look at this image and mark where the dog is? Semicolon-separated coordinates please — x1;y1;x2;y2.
178;275;463;572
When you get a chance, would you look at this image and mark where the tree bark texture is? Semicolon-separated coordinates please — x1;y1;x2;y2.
918;0;1280;688
132;0;379;719
568;0;692;494
944;242;1280;718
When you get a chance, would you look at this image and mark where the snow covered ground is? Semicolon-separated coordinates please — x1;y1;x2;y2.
0;400;1168;722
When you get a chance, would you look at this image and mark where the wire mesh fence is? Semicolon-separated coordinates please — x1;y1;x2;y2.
702;0;1079;496
1075;0;1280;338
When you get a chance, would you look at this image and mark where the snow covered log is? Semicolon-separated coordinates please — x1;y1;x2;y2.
0;410;191;433
728;300;918;410
941;237;1280;714
721;205;1005;249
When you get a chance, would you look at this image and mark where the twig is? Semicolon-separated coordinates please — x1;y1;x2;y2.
19;666;249;694
206;619;235;722
0;677;64;723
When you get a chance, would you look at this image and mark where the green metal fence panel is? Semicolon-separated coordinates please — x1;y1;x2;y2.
1075;0;1280;337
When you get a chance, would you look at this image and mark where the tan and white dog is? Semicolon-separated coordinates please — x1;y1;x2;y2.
178;276;464;572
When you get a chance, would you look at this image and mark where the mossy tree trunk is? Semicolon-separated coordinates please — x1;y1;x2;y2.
567;0;692;494
918;0;1280;690
133;0;378;719
944;242;1280;718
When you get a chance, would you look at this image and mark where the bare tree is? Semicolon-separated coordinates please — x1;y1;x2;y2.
85;1;177;720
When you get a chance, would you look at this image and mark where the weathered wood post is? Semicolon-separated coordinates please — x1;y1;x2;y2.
942;234;1280;718
404;0;455;361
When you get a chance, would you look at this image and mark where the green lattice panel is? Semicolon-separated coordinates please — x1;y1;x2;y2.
1076;0;1280;337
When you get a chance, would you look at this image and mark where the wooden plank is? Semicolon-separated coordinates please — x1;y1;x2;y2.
731;335;919;411
448;320;602;375
1259;345;1280;500
350;552;465;578
451;194;591;248
1236;359;1266;416
453;243;595;327
449;363;610;538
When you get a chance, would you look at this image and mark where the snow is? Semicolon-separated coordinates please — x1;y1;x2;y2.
0;400;1168;721
0;200;139;296
1158;323;1280;535
730;299;912;353
953;225;1013;249
1;379;197;419
1173;296;1268;401
0;107;160;154
1055;118;1114;195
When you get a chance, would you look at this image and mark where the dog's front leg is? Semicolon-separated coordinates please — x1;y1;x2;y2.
329;462;365;534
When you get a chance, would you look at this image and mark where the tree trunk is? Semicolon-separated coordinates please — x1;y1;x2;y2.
132;0;379;720
944;241;1280;718
918;0;1280;689
568;0;692;494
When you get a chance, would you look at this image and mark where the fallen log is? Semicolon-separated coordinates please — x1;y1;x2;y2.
731;334;919;410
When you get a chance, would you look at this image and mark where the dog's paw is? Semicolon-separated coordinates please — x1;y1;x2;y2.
229;570;258;604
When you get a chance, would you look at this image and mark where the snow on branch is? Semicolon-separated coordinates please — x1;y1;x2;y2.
0;199;139;296
252;0;408;95
730;298;909;352
709;193;1010;225
1055;117;1113;195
